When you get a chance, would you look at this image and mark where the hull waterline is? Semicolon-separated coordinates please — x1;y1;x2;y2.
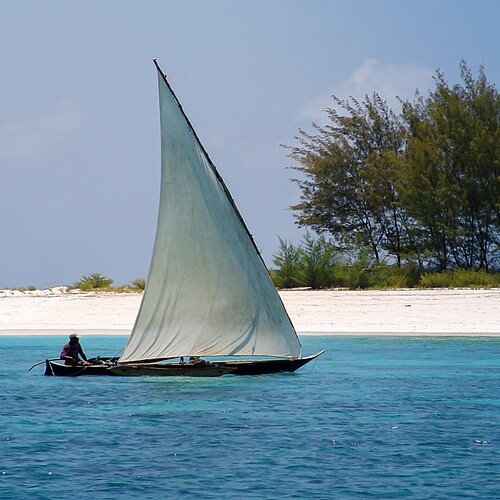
217;351;325;375
44;359;117;376
44;359;234;377
109;363;234;377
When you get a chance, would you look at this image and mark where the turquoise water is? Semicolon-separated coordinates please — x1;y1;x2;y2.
1;335;499;499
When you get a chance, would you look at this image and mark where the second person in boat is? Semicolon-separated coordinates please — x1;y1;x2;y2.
188;356;208;365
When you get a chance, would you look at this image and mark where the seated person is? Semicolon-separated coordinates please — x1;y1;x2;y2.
188;356;208;365
60;334;89;366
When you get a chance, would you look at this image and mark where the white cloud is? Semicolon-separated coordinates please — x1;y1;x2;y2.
301;59;435;124
0;100;83;161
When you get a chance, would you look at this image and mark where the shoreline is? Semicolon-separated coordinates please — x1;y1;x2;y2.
0;331;497;337
0;288;499;337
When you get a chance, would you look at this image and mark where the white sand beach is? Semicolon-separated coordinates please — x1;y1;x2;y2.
0;288;498;336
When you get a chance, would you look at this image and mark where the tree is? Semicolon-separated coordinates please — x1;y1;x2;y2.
400;96;456;270
401;62;500;270
287;93;410;266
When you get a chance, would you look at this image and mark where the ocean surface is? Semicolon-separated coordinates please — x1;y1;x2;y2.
1;335;499;499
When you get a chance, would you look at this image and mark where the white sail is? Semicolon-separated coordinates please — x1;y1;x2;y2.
119;67;301;364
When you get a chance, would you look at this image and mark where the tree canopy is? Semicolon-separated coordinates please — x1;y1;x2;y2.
288;61;500;271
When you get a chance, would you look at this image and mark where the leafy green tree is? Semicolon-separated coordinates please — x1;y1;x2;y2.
287;92;409;266
401;61;500;270
400;97;455;269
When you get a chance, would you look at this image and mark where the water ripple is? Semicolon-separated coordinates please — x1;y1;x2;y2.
0;335;499;498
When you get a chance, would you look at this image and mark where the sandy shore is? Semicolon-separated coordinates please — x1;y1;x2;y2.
0;288;498;336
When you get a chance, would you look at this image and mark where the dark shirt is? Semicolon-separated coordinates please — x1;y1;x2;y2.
60;341;87;365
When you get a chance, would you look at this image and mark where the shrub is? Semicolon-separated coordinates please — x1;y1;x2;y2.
271;238;302;288
418;271;452;288
418;269;500;288
270;233;500;289
449;269;499;288
73;273;114;291
295;232;338;289
130;278;147;291
369;264;421;289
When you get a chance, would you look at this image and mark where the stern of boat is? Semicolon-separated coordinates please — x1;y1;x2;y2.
44;359;54;376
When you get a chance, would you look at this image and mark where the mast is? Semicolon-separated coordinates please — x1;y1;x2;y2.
152;59;268;269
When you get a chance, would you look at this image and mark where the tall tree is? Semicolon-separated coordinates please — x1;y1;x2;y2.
287;93;409;265
400;96;457;270
402;62;500;270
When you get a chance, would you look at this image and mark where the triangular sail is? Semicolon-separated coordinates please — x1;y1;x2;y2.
119;63;301;364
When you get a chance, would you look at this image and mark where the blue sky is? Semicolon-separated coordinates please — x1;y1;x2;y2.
1;0;499;288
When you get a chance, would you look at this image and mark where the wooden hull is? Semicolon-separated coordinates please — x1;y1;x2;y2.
109;363;234;377
217;351;325;375
43;351;324;377
44;359;233;377
44;359;116;376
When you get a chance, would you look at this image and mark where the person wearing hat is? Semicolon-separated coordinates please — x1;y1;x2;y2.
60;334;89;366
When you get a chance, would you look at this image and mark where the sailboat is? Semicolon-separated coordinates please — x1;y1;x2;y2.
44;61;323;377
